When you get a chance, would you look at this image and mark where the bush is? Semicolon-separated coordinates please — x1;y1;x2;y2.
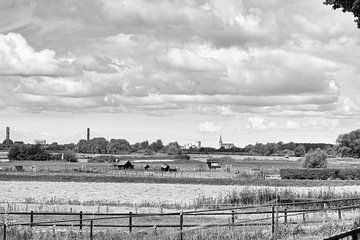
63;150;77;162
280;168;339;180
338;168;360;180
88;155;118;163
8;144;51;161
280;168;360;180
303;149;328;168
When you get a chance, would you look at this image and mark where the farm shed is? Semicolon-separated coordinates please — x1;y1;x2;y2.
161;164;170;171
161;164;177;172
116;160;134;170
15;165;24;171
206;159;221;169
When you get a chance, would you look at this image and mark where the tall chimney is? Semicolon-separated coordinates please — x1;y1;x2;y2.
5;127;10;148
87;128;90;141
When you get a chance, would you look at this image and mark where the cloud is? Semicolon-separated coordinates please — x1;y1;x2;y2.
157;47;225;73
198;121;222;133
0;32;77;76
0;0;358;123
247;117;266;130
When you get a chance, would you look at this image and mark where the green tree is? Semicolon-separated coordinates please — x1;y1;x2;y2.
244;144;254;153
89;137;109;154
132;141;149;152
149;139;164;152
253;143;268;155
324;0;360;27
336;129;360;157
265;142;278;156
9;144;51;161
63;150;77;162
294;144;306;157
8;143;27;160
303;149;328;168
107;139;131;154
77;139;90;153
165;142;182;155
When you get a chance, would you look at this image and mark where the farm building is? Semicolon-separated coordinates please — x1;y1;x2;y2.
115;160;134;170
161;164;170;171
161;164;177;172
15;165;24;171
206;159;221;169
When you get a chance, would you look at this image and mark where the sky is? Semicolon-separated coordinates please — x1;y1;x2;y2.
0;0;359;147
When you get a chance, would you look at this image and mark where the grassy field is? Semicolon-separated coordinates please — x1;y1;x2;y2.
1;155;358;171
0;212;357;240
2;156;360;239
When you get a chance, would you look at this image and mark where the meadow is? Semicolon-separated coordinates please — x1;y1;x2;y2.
2;155;360;239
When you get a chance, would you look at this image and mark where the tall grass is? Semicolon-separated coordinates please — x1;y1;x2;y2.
193;187;360;209
0;220;352;240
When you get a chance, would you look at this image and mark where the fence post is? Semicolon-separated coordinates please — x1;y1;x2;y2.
231;210;235;229
30;211;34;228
129;211;132;233
302;212;306;223
90;220;93;240
3;224;6;240
274;196;279;240
79;211;83;230
351;232;358;240
180;211;184;240
284;208;287;224
338;209;342;220
271;205;275;234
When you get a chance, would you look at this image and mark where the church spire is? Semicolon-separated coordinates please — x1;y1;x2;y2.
219;134;223;148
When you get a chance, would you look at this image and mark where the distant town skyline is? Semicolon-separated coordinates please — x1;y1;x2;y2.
0;1;359;147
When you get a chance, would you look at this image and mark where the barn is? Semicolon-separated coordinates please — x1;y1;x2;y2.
206;159;221;169
161;164;177;172
115;160;134;170
161;164;170;171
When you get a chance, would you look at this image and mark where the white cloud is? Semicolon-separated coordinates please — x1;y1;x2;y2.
0;0;357;123
198;121;222;133
247;117;268;130
0;33;76;76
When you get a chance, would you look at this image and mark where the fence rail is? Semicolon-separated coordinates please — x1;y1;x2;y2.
323;227;360;240
2;197;360;240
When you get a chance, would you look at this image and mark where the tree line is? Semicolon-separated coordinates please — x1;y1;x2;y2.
4;128;360;160
190;142;334;157
5;138;183;161
76;138;182;155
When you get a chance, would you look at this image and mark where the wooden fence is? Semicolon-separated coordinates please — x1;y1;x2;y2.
2;197;360;240
323;228;360;240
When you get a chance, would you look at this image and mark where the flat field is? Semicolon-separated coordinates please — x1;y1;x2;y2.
2;156;360;239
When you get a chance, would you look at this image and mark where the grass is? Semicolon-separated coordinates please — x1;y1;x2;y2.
5;171;360;187
0;219;354;240
193;187;360;209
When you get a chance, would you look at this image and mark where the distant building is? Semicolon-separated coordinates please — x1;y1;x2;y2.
115;160;134;170
219;135;235;149
34;139;46;145
181;141;202;150
206;159;221;169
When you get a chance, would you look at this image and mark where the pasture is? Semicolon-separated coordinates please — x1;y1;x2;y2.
2;155;360;239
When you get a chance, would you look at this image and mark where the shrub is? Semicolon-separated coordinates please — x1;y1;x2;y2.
88;155;118;163
8;143;51;161
63;150;77;162
303;149;328;168
338;168;360;180
280;168;339;180
280;168;360;180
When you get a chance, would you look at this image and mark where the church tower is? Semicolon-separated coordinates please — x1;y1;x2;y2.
219;135;223;148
